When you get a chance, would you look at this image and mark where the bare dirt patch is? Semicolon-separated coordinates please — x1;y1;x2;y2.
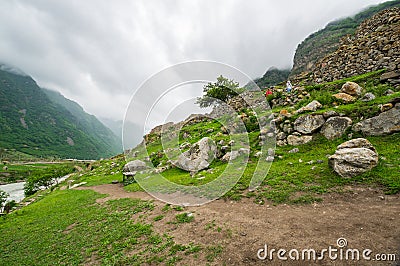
78;184;400;265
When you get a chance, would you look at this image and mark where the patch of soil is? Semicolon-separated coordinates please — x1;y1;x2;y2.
78;184;400;265
74;183;152;203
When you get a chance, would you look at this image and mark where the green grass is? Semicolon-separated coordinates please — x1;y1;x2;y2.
0;189;201;265
175;213;194;223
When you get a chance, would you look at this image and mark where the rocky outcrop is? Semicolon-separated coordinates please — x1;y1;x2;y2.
321;117;352;140
329;138;378;178
174;137;217;173
354;103;400;136
313;8;400;85
293;114;325;134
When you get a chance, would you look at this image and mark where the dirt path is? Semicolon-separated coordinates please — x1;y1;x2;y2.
76;184;400;265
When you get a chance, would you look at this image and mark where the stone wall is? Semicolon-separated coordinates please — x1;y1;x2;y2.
313;8;400;85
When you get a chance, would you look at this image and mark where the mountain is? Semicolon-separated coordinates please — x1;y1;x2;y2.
98;117;123;140
253;67;291;88
0;66;122;159
291;0;400;76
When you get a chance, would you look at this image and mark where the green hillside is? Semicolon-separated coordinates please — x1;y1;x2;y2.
0;68;121;159
42;89;122;154
253;67;290;88
291;0;400;76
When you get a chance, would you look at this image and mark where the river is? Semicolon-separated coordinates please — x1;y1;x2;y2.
0;174;71;203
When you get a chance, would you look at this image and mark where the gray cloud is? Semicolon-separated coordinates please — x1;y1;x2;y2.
0;0;386;126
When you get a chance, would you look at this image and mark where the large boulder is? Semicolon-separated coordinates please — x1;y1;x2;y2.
340;81;363;96
174;137;217;172
321;117;352;140
329;138;378;178
356;103;400;136
123;160;148;173
294;114;325;134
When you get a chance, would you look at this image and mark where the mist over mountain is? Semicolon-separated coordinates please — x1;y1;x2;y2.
0;66;122;159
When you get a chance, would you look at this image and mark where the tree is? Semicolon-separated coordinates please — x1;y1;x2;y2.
0;190;9;213
196;76;244;108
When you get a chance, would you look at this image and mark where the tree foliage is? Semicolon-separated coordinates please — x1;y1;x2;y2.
196;76;244;108
0;190;9;212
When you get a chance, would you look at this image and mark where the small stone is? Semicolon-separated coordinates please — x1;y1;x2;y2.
332;93;356;103
380;103;393;112
112;180;119;184
254;151;263;157
311;166;316;170
295;100;322;114
266;156;274;162
323;110;339;119
288;148;299;153
299;159;303;163
287;135;313;146
384;89;394;95
276;132;286;140
360;93;376;102
317;160;324;164
307;160;314;165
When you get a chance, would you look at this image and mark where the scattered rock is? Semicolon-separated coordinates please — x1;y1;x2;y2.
380;71;400;81
357;103;400;136
254;151;263;157
295;100;322;114
321;116;352;140
332;93;356;103
323;110;339;119
341;82;363;96
279;109;291;117
294;114;325;134
380;103;393;112
287;135;313;146
123;160;148;173
221;148;249;162
360;93;376;102
329;138;378;178
265;156;274;162
276;132;287;140
277;140;287;146
384;89;394;95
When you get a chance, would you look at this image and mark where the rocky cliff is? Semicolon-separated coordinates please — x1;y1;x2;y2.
313;8;400;84
291;0;400;76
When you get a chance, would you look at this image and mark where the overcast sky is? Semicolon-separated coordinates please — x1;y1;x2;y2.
0;0;387;126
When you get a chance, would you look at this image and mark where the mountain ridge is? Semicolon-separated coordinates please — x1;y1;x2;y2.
0;66;122;159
